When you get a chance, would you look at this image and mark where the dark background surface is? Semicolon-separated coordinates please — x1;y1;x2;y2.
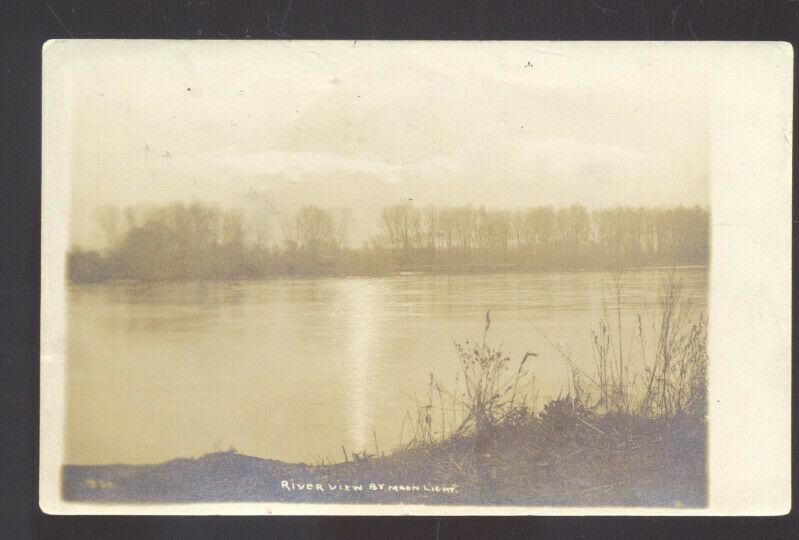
1;0;797;538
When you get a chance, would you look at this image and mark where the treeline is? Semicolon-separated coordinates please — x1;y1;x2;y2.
68;202;709;283
378;204;708;269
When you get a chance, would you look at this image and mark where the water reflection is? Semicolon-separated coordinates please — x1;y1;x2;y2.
338;278;386;453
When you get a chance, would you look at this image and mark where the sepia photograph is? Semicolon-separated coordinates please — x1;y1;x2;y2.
39;41;791;515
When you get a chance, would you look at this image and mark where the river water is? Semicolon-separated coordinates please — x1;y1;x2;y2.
66;266;708;465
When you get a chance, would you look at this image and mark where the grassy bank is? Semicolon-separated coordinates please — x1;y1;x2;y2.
63;272;707;507
63;412;704;506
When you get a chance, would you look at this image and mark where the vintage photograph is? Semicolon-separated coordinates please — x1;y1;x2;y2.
37;41;789;514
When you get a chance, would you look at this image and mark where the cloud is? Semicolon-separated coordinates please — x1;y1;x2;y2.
517;138;643;174
457;137;646;199
194;148;461;183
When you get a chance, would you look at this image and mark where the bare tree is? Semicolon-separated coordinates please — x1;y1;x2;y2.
94;205;119;249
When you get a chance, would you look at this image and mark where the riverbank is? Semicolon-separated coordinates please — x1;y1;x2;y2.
63;408;705;507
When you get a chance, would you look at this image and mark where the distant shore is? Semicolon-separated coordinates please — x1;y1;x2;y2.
67;260;708;286
68;202;709;283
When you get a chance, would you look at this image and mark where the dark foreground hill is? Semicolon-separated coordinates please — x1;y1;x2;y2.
63;411;705;508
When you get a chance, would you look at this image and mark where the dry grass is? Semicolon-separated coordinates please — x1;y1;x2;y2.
399;270;707;453
548;271;708;419
398;314;539;448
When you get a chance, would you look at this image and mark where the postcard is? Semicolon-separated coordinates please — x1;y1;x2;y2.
40;41;792;515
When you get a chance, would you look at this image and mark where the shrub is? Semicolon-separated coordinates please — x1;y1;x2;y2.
400;314;537;447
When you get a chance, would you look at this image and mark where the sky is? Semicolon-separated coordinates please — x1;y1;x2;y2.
65;41;710;247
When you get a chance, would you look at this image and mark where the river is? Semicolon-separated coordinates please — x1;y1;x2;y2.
66;266;708;465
